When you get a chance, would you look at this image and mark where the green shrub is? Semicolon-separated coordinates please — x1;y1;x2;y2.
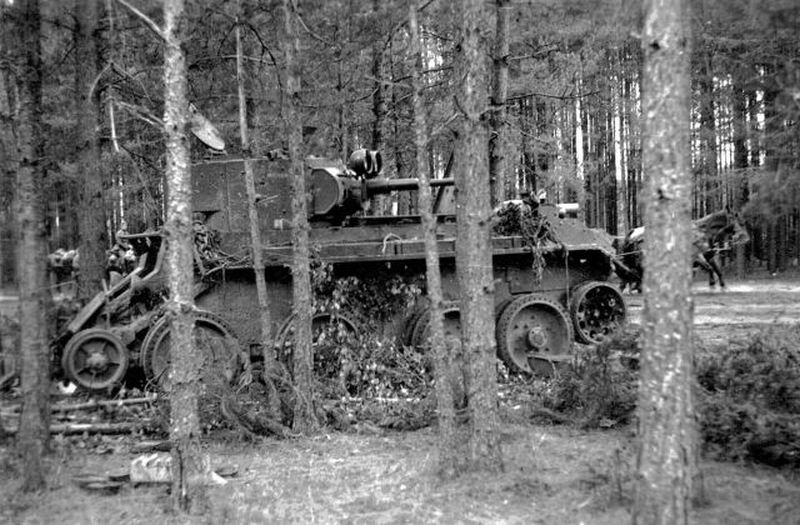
696;327;800;464
543;329;640;428
542;325;800;467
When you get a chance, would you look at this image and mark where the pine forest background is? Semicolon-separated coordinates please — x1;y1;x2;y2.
1;0;799;286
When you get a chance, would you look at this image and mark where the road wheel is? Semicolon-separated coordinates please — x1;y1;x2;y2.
62;328;129;391
570;281;626;344
140;310;241;392
496;294;573;375
275;311;361;381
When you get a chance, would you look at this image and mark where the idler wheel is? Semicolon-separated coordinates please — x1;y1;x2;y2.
140;310;241;391
275;312;360;380
496;294;573;374
570;281;626;344
62;328;129;391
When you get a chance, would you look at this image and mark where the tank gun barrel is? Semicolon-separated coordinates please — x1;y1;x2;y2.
365;177;454;196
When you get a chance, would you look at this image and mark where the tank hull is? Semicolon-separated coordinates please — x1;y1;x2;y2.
53;157;626;390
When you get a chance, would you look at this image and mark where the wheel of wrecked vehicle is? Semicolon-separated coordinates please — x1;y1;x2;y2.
141;310;241;392
495;294;573;375
570;281;626;345
401;305;429;347
410;302;461;352
408;303;461;383
62;328;129;391
275;312;360;380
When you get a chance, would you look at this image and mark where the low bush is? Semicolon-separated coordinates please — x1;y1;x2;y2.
696;327;800;465
542;325;800;468
542;329;640;428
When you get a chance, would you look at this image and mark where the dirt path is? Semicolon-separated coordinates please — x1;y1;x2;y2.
625;279;800;343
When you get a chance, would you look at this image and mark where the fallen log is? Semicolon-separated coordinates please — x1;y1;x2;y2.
52;396;157;413
1;395;157;415
2;420;155;436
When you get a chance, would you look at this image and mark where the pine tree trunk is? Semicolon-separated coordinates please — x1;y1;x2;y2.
697;50;717;216
74;0;108;302
13;0;50;493
392;46;412;215
370;0;388;215
613;62;629;235
457;0;503;474
235;2;277;400
763;70;781;275
408;1;460;479
519;97;536;195
283;0;316;433
163;0;202;512
488;0;510;206
634;0;699;522
0;8;17;288
732;69;749;278
370;0;387;152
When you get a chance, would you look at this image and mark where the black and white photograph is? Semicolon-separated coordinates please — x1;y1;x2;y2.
1;0;799;522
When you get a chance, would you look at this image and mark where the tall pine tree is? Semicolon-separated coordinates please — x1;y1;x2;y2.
13;0;51;493
634;0;701;522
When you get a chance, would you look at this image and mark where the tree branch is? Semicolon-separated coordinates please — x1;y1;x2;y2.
114;0;165;42
291;0;332;46
507;90;601;102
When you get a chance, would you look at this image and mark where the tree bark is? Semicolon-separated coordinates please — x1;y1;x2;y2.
519;97;536;196
696;48;717;217
283;0;317;433
613;54;630;235
408;1;460;479
634;0;699;523
75;0;109;302
235;1;278;406
488;0;510;206
392;45;412;215
732;69;749;277
0;6;17;288
456;0;503;474
163;0;202;512
370;0;389;215
12;0;51;493
370;0;387;153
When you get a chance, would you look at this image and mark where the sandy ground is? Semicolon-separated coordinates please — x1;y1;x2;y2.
624;278;800;344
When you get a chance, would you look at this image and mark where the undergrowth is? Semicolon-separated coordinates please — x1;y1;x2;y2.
696;327;800;465
542;326;800;468
541;329;640;428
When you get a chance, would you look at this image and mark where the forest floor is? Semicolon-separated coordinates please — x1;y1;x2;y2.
1;270;800;524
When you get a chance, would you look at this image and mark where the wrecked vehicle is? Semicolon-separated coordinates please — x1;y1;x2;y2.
53;152;626;392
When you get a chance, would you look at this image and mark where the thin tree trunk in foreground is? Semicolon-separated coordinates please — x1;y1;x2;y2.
282;0;317;433
1;7;18;289
74;0;108;302
634;0;700;522
408;1;460;479
456;0;503;474
163;0;202;512
13;0;50;493
489;0;510;206
235;2;277;406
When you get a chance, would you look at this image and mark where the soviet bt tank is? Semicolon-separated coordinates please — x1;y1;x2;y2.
55;151;626;392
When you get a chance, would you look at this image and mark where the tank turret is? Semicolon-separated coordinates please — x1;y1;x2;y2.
308;163;454;220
